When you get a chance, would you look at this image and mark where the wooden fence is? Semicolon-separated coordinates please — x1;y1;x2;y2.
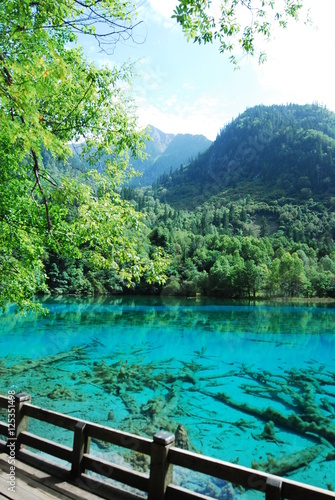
0;393;334;500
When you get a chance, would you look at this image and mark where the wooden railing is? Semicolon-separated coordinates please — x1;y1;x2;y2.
0;393;335;500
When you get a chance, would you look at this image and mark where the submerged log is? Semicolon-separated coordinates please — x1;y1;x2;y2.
210;392;335;445
251;445;324;476
9;345;89;375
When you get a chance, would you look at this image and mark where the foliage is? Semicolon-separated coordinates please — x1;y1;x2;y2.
133;191;335;299
12;101;334;301
173;0;307;65
114;104;335;300
0;1;332;308
0;0;167;312
48;176;335;300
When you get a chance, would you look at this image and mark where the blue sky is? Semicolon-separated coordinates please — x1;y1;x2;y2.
85;0;335;140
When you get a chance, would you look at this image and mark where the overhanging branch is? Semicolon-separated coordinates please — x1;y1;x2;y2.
31;149;52;232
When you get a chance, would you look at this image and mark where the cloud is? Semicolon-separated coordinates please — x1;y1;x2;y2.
252;0;335;111
135;61;168;98
148;0;176;19
182;82;196;90
145;0;179;30
135;91;230;140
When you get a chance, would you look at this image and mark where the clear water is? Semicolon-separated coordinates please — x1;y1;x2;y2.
1;296;335;498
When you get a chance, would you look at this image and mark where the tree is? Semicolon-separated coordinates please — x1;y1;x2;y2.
0;1;166;312
173;0;307;65
278;252;307;297
260;216;269;237
209;256;233;296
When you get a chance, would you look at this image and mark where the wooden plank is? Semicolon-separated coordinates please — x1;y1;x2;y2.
23;404;152;455
0;456;71;500
148;431;175;500
14;393;31;440
0;395;8;409
73;474;145;500
282;479;335;500
169;447;335;499
266;476;282;500
169;447;268;490
16;447;71;479
0;422;8;438
4;449;144;500
0;476;69;500
19;432;72;463
0;451;132;500
23;404;80;431
86;423;152;455
71;422;90;478
166;484;212;500
82;454;149;492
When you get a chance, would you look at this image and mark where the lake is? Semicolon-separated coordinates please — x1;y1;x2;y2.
1;296;335;498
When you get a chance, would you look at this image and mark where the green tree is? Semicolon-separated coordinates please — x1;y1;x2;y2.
0;1;166;312
243;260;263;299
278;252;307;297
173;0;307;65
209;256;233;296
265;257;281;297
260;216;269;237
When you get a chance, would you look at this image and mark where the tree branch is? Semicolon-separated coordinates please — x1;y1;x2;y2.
31;149;52;232
39;172;58;187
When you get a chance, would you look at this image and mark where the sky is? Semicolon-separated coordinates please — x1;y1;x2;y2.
84;0;335;141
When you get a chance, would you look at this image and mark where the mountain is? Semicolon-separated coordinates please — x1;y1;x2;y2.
154;104;335;209
131;125;212;186
42;104;335;300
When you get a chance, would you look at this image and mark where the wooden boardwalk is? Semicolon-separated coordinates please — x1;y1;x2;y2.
0;451;100;500
1;393;335;500
0;452;139;500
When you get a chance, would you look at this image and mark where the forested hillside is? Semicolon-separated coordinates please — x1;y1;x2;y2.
155;104;335;209
46;104;335;300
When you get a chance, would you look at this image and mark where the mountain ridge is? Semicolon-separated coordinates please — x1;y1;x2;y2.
131;125;212;186
154;103;335;209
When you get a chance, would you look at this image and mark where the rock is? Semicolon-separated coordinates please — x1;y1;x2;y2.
47;385;72;400
253;420;285;444
175;424;190;450
219;483;235;499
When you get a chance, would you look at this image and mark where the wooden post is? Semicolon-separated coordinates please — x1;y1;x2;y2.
148;431;175;500
266;476;282;500
9;393;31;452
71;421;91;478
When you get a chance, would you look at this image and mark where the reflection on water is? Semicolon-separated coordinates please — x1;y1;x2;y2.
1;296;335;498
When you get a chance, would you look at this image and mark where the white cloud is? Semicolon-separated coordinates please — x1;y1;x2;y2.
148;0;176;19
135;91;231;140
135;61;168;99
252;0;335;111
182;82;196;90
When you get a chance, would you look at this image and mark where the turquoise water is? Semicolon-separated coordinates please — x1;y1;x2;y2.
1;296;335;497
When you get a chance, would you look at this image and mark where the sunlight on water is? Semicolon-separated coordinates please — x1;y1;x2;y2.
1;296;335;498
